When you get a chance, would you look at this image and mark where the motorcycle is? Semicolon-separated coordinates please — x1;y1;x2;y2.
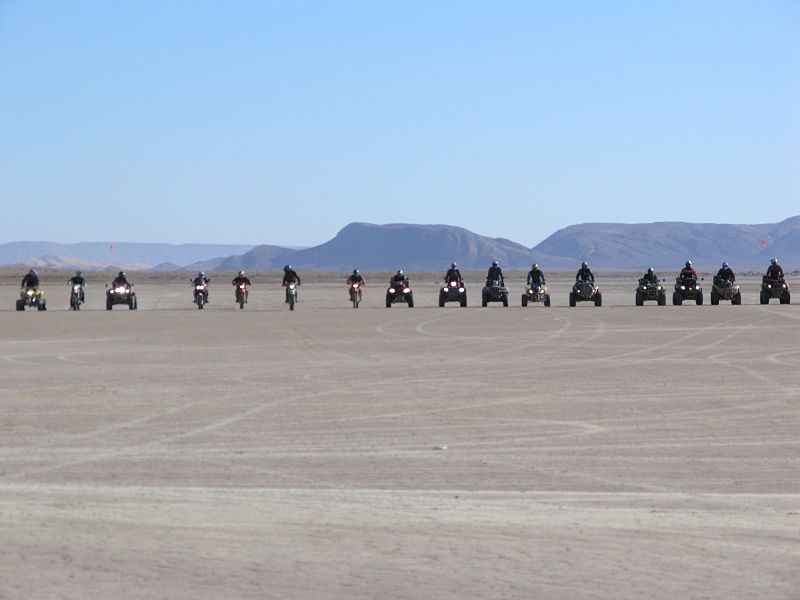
285;282;298;310
69;283;84;310
235;283;248;309
349;283;363;308
193;281;209;310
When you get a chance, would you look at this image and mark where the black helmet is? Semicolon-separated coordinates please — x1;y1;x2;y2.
581;261;588;269
532;263;539;270
283;265;291;272
29;268;37;275
722;262;728;269
647;267;654;274
119;271;125;277
492;261;499;267
451;262;457;269
353;269;359;275
397;269;404;276
685;261;692;268
238;270;245;276
771;258;778;265
75;270;82;276
199;271;205;278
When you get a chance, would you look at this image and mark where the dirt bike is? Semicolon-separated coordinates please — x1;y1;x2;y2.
285;283;298;310
69;284;84;310
235;283;248;309
193;281;209;310
349;283;363;308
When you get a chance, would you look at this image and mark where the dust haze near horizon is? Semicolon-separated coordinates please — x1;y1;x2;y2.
1;0;799;247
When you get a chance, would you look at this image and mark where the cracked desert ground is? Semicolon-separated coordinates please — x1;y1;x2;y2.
1;271;798;600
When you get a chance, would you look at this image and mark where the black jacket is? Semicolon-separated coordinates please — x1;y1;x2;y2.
486;266;504;283
232;276;251;286
716;268;735;282
282;270;301;285
641;271;659;284
445;268;462;283
527;269;545;286
576;267;594;282
112;276;130;288
68;276;86;286
21;273;39;289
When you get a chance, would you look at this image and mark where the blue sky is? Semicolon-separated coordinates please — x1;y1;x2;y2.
1;0;798;247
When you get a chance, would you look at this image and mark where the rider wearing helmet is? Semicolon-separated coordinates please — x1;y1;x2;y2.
716;262;735;283
766;258;785;281
527;263;546;287
576;261;594;283
445;262;463;284
21;269;39;290
231;270;251;287
282;265;301;286
282;265;301;303
192;271;210;303
68;270;86;301
679;261;698;281
112;271;131;288
641;267;659;284
347;269;365;286
486;260;504;286
391;269;408;285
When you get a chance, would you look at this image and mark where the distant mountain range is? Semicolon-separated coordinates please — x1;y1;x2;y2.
1;217;797;271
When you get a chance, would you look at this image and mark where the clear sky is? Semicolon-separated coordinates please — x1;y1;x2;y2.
1;0;798;247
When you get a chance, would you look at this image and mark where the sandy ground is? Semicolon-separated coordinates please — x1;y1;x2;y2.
0;272;798;599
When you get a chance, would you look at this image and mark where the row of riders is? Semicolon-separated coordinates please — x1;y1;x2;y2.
15;258;789;311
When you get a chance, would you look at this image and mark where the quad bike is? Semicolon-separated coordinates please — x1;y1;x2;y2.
235;283;249;309
69;284;84;311
349;283;363;308
521;284;550;307
16;288;47;311
760;276;790;305
672;277;703;306
711;278;741;305
481;279;509;307
386;281;414;308
439;280;467;307
193;281;209;310
570;280;601;307
635;279;666;306
106;284;137;310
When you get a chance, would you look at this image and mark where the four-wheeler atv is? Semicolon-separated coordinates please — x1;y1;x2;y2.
481;279;509;307
672;277;703;306
760;276;790;305
569;280;601;307
386;281;414;307
635;279;666;306
106;284;137;310
521;284;550;307
439;280;467;307
16;288;47;311
711;277;741;305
